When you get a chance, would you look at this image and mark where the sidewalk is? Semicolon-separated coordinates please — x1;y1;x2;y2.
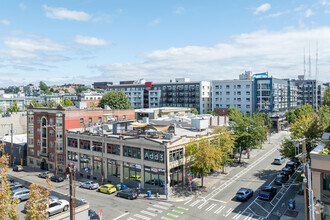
162;130;290;202
280;193;305;220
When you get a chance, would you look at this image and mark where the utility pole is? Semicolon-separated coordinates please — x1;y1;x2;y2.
101;127;104;185
69;164;74;220
11;123;13;166
302;138;309;220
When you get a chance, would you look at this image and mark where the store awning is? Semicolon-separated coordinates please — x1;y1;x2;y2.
152;125;170;132
130;122;148;128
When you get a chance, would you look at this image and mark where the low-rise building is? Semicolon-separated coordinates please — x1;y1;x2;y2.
1;134;27;166
135;107;191;121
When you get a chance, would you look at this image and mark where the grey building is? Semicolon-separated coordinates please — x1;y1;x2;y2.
1;134;27;166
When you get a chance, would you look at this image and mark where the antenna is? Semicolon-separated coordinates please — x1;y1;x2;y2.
308;42;311;80
304;47;306;79
315;41;318;80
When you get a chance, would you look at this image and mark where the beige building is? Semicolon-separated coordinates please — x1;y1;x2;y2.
311;133;330;220
135;107;191;121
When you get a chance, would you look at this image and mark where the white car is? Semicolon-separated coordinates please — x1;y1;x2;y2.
46;199;69;218
80;181;99;190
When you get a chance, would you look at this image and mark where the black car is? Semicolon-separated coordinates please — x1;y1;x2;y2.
258;186;277;201
285;161;297;172
281;167;293;176
50;175;64;183
89;209;100;220
116;188;138;200
275;174;289;185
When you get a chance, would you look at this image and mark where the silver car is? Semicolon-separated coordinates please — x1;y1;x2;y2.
80;181;99;190
11;188;30;203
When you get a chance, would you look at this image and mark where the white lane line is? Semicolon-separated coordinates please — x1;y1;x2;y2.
134;214;151;220
232;211;242;219
190;200;201;207
205;203;217;212
184;199;192;205
146;207;163;213
255;201;270;214
141;210;157;217
127;218;136;220
153;204;169;210
247;214;253;220
244;214;253;220
197;201;209;209
158;202;172;207
223;208;234;217
113;212;130;220
215;205;225;214
209;198;226;203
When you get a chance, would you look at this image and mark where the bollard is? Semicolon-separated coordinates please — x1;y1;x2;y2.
156;192;159;199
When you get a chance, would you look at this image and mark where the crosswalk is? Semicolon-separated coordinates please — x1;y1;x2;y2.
124;199;265;220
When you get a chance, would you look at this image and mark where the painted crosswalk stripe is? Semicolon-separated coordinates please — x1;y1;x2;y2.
244;214;253;220
205;203;217;212
153;204;169;210
141;210;157;217
167;213;178;218
190;200;201;207
134;214;151;220
232;211;242;219
214;205;225;214
184;199;192;205
146;207;163;213
173;210;183;214
178;206;188;211
161;217;172;220
223;208;234;217
198;201;209;209
158;202;172;207
127;218;136;220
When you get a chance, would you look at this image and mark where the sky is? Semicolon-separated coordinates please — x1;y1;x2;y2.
0;0;330;87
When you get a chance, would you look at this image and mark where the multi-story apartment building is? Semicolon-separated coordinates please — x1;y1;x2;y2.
107;78;212;114
212;79;253;115
292;76;325;110
80;91;103;108
26;104;134;173
93;82;113;90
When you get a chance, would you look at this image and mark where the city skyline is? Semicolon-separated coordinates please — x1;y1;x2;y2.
1;0;330;87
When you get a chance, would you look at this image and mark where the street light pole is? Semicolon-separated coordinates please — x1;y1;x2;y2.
302;138;309;220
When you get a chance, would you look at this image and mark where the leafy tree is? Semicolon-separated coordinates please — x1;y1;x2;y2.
25;179;53;220
53;90;59;93
63;89;69;94
39;81;49;93
98;91;132;109
61;98;74;107
0;150;19;219
279;138;300;162
74;86;88;94
286;109;297;125
319;105;330;132
294;103;314;118
206;110;218;116
7;101;20;113
190;108;199;115
324;87;330;106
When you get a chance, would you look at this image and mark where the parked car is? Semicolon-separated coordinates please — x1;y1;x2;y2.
9;182;23;191
258;186;277;201
38;171;54;179
235;188;254;201
273;157;285;165
275;174;289;185
116;188;138;200
89;209;100;220
97;184;117;194
145;178;165;187
281;167;293;176
24;196;59;212
13;165;24;172
46;199;69;218
11;188;30;203
125;175;141;182
50;175;64;183
0;176;14;183
285;161;297;172
80;181;99;190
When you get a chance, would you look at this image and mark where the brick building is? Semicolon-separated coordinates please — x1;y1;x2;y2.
26;104;134;174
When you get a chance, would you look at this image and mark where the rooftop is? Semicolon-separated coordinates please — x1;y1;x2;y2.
3;134;27;146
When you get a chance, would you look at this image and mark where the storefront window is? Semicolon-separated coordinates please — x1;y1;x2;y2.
123;146;141;159
80;154;91;172
170;165;183;186
107;144;120;155
107;159;120;177
93;156;102;175
67;151;78;162
144;167;165;187
123;162;141;182
80;140;90;150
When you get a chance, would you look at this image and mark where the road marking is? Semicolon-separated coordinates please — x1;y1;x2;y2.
223;208;234;217
167;213;178;218
173;210;183;214
158;202;173;207
214;205;225;214
232;211;242;219
127;218;136;220
189;200;201;207
113;212;130;220
141;210;157;217
255;201;270;213
134;214;151;220
153;204;169;210
161;217;172;220
178;206;188;211
146;207;163;213
197;201;209;209
209;198;226;203
184;199;192;205
244;214;253;220
205;203;217;212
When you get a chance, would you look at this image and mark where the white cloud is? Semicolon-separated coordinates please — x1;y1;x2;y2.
294;5;305;12
74;35;110;46
4;37;67;52
93;27;330;83
0;20;10;25
43;5;91;21
150;18;160;26
254;3;271;15
174;7;185;14
19;3;26;10
305;9;314;17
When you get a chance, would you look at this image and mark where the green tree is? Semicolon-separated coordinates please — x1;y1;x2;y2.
74;86;88;94
206;110;218;116
7;101;20;113
324;87;330;106
63;89;69;94
190;108;199;115
61;98;74;107
286;109;297;124
279;138;299;162
294;103;314;118
319;105;330;132
39;81;49;93
98;91;132;109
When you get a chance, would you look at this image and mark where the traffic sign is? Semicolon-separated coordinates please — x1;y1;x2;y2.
98;210;103;217
187;176;193;181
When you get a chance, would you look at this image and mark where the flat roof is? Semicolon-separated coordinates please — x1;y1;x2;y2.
135;107;190;113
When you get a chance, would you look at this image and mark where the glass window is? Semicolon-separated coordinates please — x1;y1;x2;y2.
107;159;120;177
144;166;165;188
107;143;120;155
93;156;102;175
169;149;183;162
80;154;91;173
123;146;141;159
124;162;141;182
144;149;164;163
323;173;330;191
80;140;90;150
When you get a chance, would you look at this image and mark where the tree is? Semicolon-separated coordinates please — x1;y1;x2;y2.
206;110;218;116
324;87;330;106
39;81;49;93
61;98;74;107
286;109;297;125
7;101;20;113
74;86;88;94
98;91;132;109
63;89;69;94
24;179;53;220
279;138;299;162
190;108;198;115
319;105;330;132
0;149;19;219
294;103;314;119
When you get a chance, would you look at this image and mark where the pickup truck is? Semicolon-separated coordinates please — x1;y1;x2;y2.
258;186;277;201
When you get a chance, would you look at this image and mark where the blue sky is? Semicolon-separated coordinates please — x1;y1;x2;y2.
0;0;329;87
